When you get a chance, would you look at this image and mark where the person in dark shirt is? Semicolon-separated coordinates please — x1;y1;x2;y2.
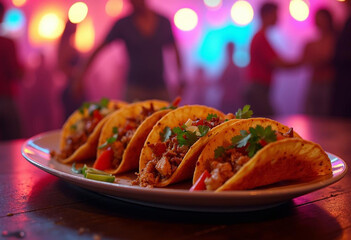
245;2;298;117
331;0;351;117
79;0;183;102
0;2;23;140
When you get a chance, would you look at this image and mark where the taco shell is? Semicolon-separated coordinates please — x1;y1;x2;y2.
139;105;234;187
97;100;169;174
58;100;126;164
194;118;332;191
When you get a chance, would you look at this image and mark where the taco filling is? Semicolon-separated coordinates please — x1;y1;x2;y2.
203;125;294;191
99;103;157;168
52;98;120;160
138;113;224;187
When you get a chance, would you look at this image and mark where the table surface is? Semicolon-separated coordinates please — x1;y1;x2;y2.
1;115;351;240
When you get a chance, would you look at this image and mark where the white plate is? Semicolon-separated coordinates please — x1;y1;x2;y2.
22;130;348;212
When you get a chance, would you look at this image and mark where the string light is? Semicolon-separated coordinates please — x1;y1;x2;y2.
68;2;88;24
203;0;222;9
38;13;64;39
174;8;198;31
289;0;309;22
74;17;95;52
230;1;254;26
12;0;26;7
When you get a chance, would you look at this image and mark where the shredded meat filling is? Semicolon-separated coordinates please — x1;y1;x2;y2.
51;117;100;160
109;104;156;168
138;117;223;187
204;128;295;190
205;149;250;191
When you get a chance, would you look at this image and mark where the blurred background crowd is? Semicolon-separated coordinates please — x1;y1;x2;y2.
0;0;351;141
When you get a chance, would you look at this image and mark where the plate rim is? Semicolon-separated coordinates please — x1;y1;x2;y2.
21;130;348;211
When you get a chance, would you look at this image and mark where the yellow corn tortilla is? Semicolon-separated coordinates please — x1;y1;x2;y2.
97;100;169;174
57;100;127;164
194;118;332;191
138;105;236;187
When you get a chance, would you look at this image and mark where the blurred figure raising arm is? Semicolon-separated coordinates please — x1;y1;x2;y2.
245;2;299;117
78;0;183;102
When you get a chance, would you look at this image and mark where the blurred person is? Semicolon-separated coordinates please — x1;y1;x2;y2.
245;2;298;117
301;9;335;116
218;42;242;113
78;0;183;102
331;0;351;117
57;20;84;120
28;52;53;134
0;2;24;140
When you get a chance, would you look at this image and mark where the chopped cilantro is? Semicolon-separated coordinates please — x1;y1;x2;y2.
160;126;172;142
235;105;253;119
214;146;226;159
160;105;177;111
98;127;119;149
198;125;210;137
171;127;198;147
78;98;110;115
214;124;278;159
70;124;77;131
206;113;218;121
100;98;109;108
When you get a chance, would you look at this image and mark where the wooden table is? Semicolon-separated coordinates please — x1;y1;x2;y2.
1;115;350;240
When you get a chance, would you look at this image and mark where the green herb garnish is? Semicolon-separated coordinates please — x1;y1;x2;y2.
78;98;110;115
198;125;210;137
172;127;198;146
160;126;172;142
98;127;118;149
206;113;218;121
214;125;277;159
214;146;226;159
160;105;177;111
235;105;253;119
71;163;82;174
75;164;115;183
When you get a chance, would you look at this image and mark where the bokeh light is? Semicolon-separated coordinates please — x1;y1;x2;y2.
174;8;198;31
4;8;25;32
12;0;26;7
74;17;95;52
230;1;254;26
289;0;309;22
105;0;123;17
38;13;65;40
68;2;88;24
203;0;222;9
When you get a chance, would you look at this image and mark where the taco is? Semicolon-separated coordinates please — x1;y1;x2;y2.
51;98;127;164
95;99;171;174
136;105;241;188
192;118;332;191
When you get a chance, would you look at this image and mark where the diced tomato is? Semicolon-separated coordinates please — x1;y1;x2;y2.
93;147;113;170
259;139;267;147
194;119;204;126
171;96;182;107
93;110;103;122
190;170;211;191
125;124;134;131
276;132;285;141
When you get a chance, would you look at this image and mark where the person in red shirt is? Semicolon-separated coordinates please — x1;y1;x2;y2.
245;2;297;116
0;2;23;140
